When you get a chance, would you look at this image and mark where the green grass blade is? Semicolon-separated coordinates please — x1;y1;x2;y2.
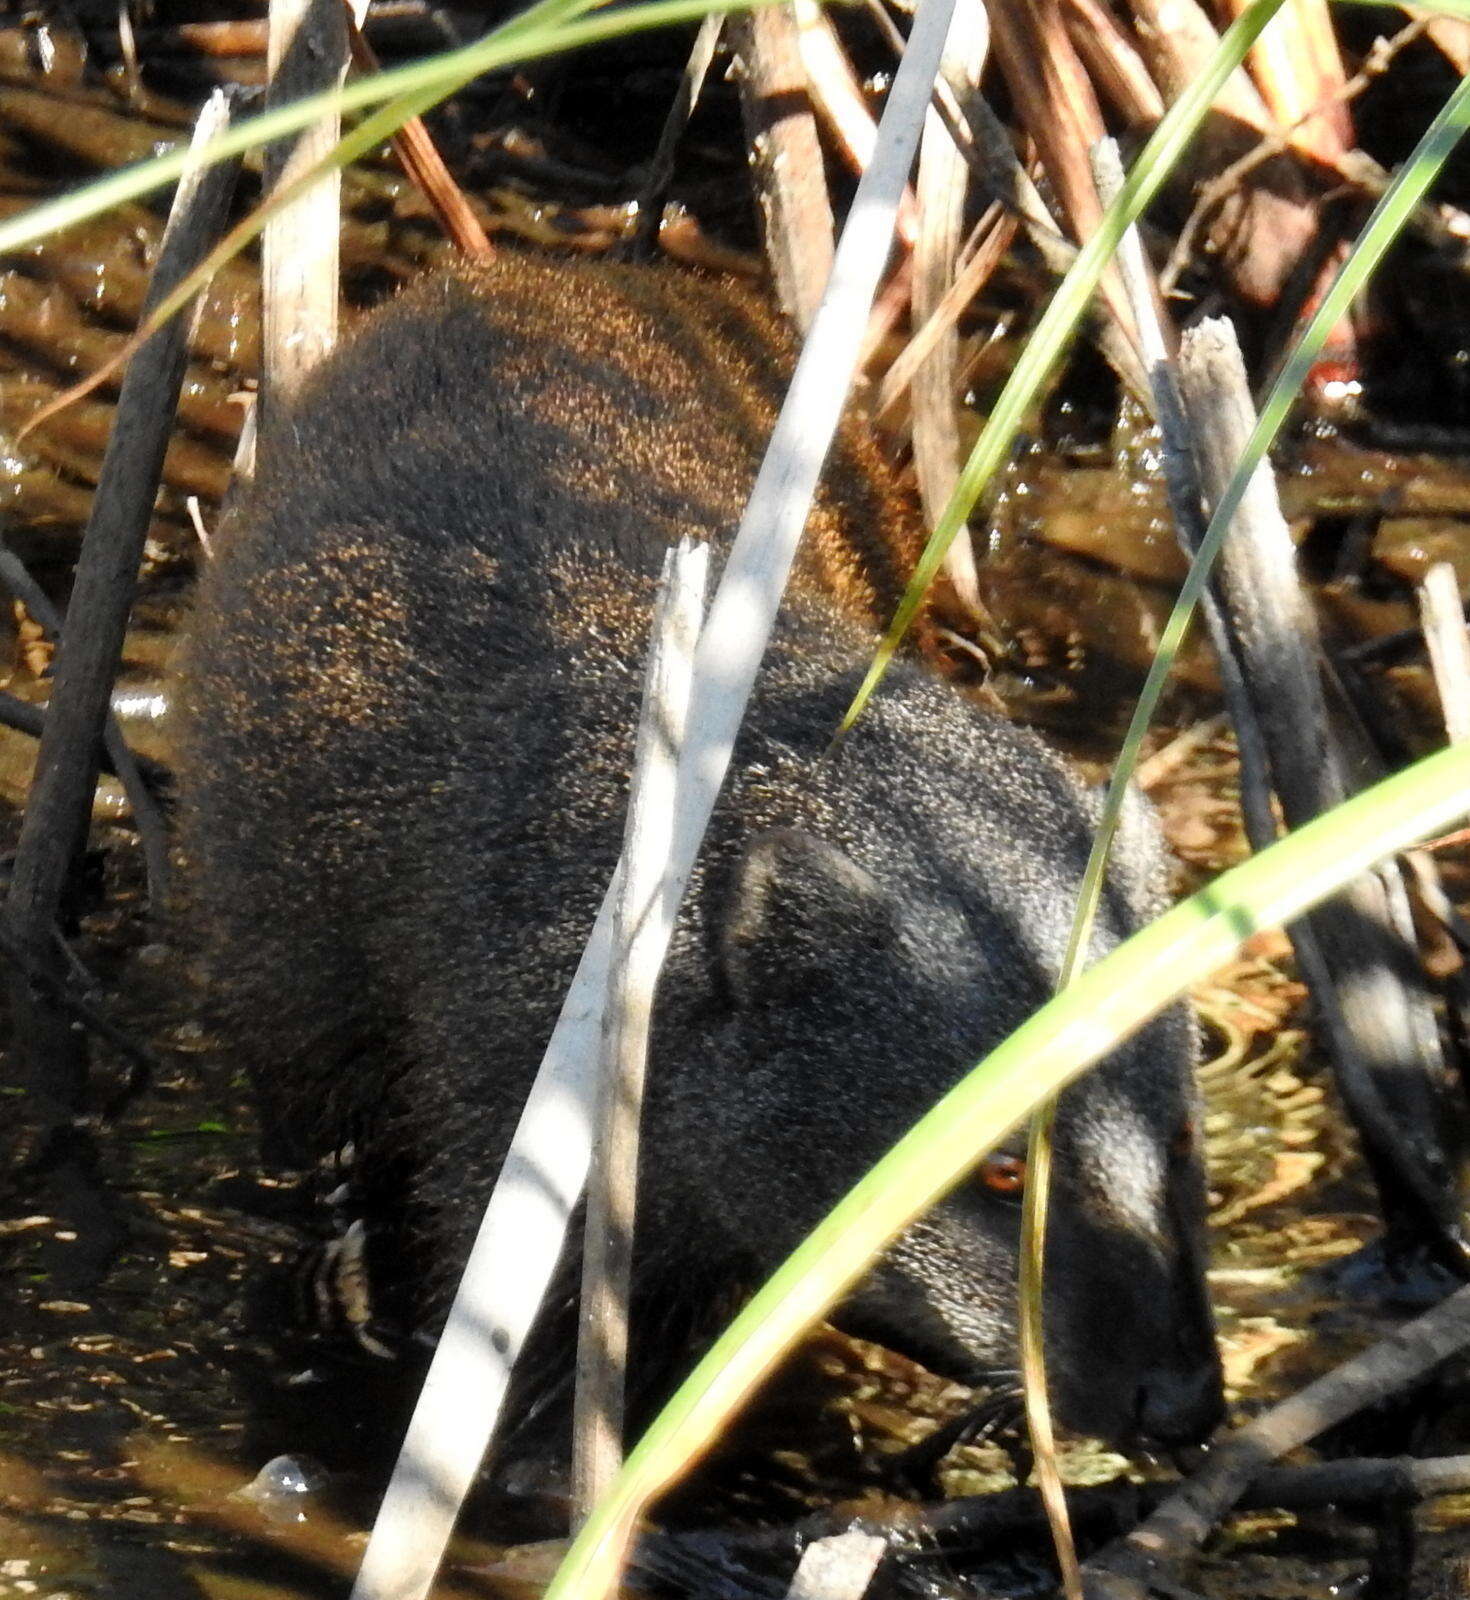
838;0;1288;734
547;740;1470;1600
1062;63;1470;1007
1013;72;1470;1523
0;0;776;256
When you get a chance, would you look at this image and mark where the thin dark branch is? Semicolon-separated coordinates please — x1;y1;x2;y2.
3;90;238;1122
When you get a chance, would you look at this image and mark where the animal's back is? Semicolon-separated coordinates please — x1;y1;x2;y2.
176;254;917;1149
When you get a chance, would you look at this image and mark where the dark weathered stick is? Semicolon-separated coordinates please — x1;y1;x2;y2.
1083;1282;1470;1598
1176;319;1466;1267
1090;141;1278;853
0;541;171;851
0;689;169;790
573;538;708;1522
3;92;238;1123
0;920;159;1095
734;3;835;331
646;1449;1470;1589
630;15;724;257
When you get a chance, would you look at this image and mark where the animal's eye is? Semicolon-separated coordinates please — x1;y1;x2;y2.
977;1153;1026;1196
1170;1119;1197;1160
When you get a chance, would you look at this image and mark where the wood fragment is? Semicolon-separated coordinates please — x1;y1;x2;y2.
573;538;709;1523
733;4;835;330
261;0;351;429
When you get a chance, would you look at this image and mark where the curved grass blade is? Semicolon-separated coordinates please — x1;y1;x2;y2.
547;739;1470;1600
1059;62;1470;1034
13;0;786;435
0;0;774;257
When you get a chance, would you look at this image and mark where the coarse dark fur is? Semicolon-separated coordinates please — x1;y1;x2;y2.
174;252;1223;1451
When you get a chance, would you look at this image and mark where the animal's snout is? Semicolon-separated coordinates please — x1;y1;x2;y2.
1135;1354;1226;1445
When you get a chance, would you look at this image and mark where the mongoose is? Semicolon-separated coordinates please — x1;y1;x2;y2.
174;251;1224;1451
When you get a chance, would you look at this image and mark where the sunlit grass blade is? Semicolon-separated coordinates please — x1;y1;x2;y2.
546;740;1470;1600
10;0;789;433
0;0;781;257
1060;62;1470;1028
838;0;1287;734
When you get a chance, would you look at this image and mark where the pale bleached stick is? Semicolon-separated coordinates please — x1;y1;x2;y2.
348;1;957;1595
1419;560;1470;747
910;0;988;618
572;538;709;1523
260;0;354;430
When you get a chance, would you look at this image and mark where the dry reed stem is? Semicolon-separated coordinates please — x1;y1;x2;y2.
793;3;919;245
261;0;350;422
982;0;1140;358
874;204;1016;422
573;539;709;1523
1060;0;1164;126
342;3;493;259
1219;0;1352;164
734;4;835;330
1419;562;1470;747
910;0;988;616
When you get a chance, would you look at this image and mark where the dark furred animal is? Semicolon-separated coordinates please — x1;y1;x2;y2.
175;253;1223;1449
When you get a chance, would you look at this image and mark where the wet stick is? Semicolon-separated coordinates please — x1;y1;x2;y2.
573;538;709;1523
4;90;237;1122
1177;318;1466;1265
1082;1282;1470;1598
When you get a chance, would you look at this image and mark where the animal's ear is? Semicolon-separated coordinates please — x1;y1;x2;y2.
721;828;899;1007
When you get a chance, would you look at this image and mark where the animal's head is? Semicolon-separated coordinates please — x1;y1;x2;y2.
696;820;1223;1450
